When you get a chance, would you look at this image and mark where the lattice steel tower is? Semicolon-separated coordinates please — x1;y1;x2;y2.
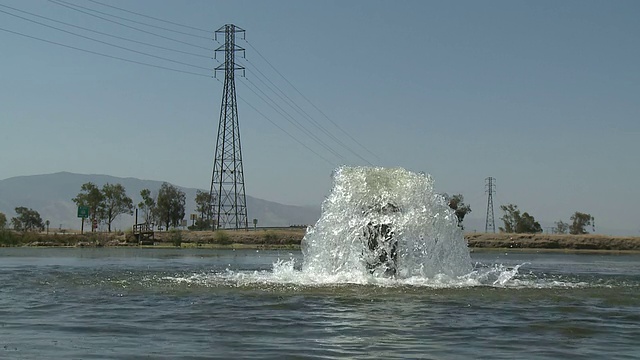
209;24;248;230
485;177;496;233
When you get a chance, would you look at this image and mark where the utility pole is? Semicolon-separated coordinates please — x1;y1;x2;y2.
485;177;496;233
209;24;248;230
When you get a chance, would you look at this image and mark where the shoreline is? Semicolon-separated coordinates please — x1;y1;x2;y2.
2;229;640;252
465;232;640;251
468;247;640;255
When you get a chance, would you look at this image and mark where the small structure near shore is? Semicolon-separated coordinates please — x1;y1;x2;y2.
133;222;154;245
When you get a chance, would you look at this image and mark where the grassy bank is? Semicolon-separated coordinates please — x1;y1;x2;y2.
155;228;306;246
0;228;307;249
0;230;122;247
465;232;640;251
2;228;640;252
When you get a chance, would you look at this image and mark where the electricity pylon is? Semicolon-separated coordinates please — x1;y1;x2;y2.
485;177;496;233
209;24;248;230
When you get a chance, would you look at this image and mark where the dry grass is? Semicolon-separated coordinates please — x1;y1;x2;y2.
166;229;640;251
6;227;640;251
465;232;640;251
154;227;307;246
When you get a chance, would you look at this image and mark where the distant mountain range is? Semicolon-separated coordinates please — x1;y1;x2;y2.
0;172;321;231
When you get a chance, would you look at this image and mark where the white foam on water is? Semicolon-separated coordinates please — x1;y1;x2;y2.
157;260;592;289
301;166;473;280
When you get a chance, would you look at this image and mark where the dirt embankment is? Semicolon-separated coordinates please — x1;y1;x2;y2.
128;230;640;251
0;228;308;248
465;232;640;251
155;228;307;246
3;228;640;251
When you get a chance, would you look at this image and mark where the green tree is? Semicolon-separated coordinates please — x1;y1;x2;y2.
72;182;104;230
554;220;569;234
499;204;542;233
0;212;6;230
155;183;186;230
499;204;519;233
192;190;212;230
569;212;594;235
192;218;212;231
11;207;45;232
517;212;542;233
446;194;472;229
195;190;211;221
138;188;156;224
102;183;134;232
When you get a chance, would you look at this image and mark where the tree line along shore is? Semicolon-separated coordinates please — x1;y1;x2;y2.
1;180;605;249
1;228;639;252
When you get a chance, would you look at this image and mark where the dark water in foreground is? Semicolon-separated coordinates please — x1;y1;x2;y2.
1;248;639;359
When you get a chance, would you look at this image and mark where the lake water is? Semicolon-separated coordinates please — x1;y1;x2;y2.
1;248;639;359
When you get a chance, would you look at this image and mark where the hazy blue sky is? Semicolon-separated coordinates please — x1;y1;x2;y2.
1;0;639;234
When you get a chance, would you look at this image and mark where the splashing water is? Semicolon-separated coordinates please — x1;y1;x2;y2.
164;166;571;288
300;166;473;282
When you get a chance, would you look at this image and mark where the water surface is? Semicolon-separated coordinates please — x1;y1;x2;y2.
1;248;639;359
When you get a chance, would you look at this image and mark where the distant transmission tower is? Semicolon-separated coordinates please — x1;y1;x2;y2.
485;177;496;233
209;24;248;230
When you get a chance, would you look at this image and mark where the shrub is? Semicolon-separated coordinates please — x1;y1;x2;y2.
125;233;137;243
0;230;20;246
263;231;279;244
20;231;43;245
214;230;232;245
169;229;183;247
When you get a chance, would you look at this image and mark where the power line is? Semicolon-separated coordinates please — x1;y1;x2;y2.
52;0;211;40
244;39;381;162
241;76;346;163
0;26;212;78
2;3;369;165
0;3;212;59
234;87;334;166
245;64;373;165
0;8;211;72
48;0;211;51
242;75;345;161
87;0;212;34
241;75;346;162
241;97;335;166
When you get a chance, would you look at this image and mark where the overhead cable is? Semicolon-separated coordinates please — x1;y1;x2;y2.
52;0;211;39
87;0;212;34
0;26;212;78
0;3;212;59
48;0;211;51
245;39;381;162
0;8;211;71
234;94;335;166
240;76;347;163
245;65;373;165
